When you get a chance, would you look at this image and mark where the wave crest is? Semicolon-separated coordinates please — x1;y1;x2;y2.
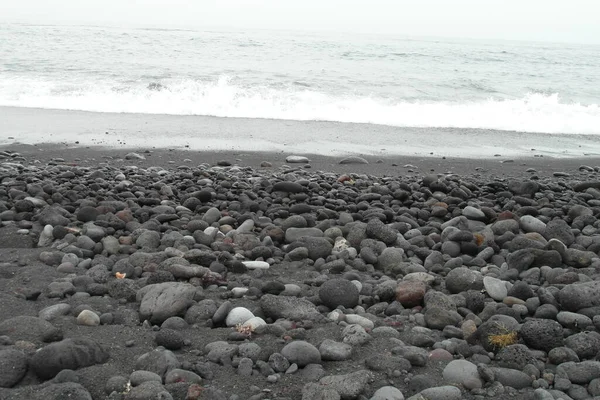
0;75;598;134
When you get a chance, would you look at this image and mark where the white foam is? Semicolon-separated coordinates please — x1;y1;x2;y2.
0;75;599;134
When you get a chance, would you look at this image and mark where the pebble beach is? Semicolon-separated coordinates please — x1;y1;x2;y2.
2;142;600;400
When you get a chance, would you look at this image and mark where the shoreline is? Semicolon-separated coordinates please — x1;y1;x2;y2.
2;106;600;159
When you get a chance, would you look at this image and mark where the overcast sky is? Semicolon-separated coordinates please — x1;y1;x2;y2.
1;0;599;44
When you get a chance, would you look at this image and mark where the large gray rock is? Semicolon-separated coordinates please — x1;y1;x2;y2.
317;370;374;399
281;341;321;367
298;237;333;260
557;361;600;384
366;219;398;245
137;282;197;324
319;279;359;309
544;219;575;246
490;367;533;389
0;316;62;343
32;382;92;400
260;294;321;321
445;267;482;294
559;281;600;312
30;338;109;380
135;348;181;379
0;348;28;387
520;319;564;352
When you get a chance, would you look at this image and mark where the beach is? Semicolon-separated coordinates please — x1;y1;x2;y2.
2;116;600;399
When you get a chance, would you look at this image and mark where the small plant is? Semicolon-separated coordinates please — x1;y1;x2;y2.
487;322;518;350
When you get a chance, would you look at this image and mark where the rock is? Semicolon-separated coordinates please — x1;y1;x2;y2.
442;359;482;389
242;261;270;270
339;156;369;164
520;319;564;352
225;307;254;327
135;348;181;378
557;361;600;384
520;215;546;234
137;282;197;325
483;276;508;301
559;281;600;312
319;279;359;309
273;181;304;193
395;280;427;307
319;339;353;361
76;310;100;326
0;316;62;343
38;207;70;226
285;227;324;242
260;294;321;321
38;224;54;247
299;236;333;260
281;341;321;367
424;307;462;330
286;155;310;163
155;328;185;350
490;367;533;389
411;386;462;400
370;386;405;400
366;219;397;245
0;348;28;387
31;382;92;400
317;370;374;399
544;219;575;246
30;338;109;380
125;152;145;160
445;267;482;294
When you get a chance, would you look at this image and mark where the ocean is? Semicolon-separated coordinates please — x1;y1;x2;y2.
1;23;599;137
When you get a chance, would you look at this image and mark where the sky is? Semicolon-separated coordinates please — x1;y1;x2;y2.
1;0;599;44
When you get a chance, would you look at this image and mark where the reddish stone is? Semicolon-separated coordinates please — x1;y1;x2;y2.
395;281;427;308
496;211;516;221
429;348;453;362
115;209;134;223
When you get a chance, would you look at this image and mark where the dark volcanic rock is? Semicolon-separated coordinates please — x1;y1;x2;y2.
30;338;109;380
319;279;360;310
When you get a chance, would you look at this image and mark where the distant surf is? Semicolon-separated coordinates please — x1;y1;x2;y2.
2;24;599;136
0;75;598;134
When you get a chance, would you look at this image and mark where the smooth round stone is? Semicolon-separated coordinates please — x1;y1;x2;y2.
442;360;482;389
462;206;485;220
280;284;302;296
39;304;71;321
557;311;592;329
76;310;100;326
483;276;508;301
520;215;547;234
281;341;321;367
370;386;405;400
225;307;254;327
319;339;353;361
242;261;270;270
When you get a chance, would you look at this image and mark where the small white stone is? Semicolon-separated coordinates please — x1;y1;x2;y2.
351;280;362;292
285;155;310;163
483;276;508;301
328;310;345;322
37;224;54;247
231;287;249;298
225;307;254;327
345;314;374;330
77;310;100;326
242;261;270;270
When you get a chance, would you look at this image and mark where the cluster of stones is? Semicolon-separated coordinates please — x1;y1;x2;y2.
1;151;600;400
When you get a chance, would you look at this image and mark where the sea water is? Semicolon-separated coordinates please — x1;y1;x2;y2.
1;23;599;135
